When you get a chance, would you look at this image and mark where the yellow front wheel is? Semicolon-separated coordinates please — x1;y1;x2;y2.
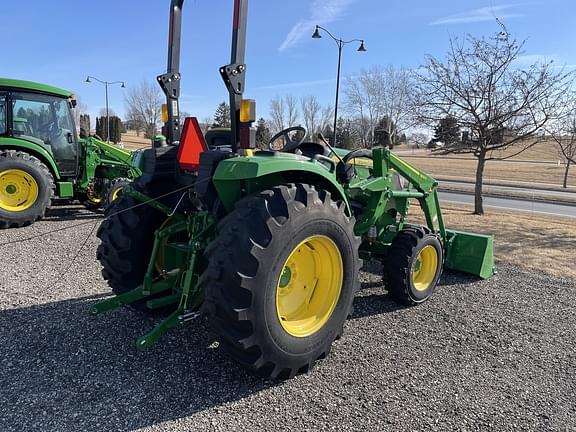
384;229;443;306
106;178;131;208
0;150;54;229
0;169;39;212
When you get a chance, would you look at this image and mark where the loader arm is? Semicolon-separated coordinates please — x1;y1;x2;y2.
385;150;446;239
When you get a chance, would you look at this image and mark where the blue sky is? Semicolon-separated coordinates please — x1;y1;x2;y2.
2;0;574;122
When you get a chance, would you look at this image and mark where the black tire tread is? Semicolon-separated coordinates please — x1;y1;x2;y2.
199;183;361;380
96;187;165;312
384;227;442;306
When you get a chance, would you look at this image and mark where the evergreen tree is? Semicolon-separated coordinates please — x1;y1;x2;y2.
335;117;354;149
95;117;102;139
95;116;124;142
108;116;123;144
433;116;460;146
212;102;231;128
255;118;271;149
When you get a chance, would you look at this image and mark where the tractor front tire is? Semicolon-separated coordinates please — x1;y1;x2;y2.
384;229;443;306
106;177;131;208
200;184;361;380
96;189;165;313
0;150;54;228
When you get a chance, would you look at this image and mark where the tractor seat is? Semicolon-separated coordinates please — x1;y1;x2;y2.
296;142;330;158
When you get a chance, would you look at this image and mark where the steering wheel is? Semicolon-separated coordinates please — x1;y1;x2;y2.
343;148;373;164
268;126;307;152
38;121;55;135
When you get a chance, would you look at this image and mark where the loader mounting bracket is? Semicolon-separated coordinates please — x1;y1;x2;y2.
220;63;246;95
157;72;181;100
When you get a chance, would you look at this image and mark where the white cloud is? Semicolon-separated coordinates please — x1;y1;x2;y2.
431;4;524;25
279;0;356;52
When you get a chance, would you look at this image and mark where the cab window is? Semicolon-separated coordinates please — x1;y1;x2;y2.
11;93;77;162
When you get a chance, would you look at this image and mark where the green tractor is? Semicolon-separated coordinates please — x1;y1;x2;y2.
0;78;142;228
93;0;495;380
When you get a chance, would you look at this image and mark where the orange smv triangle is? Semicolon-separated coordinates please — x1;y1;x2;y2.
177;117;208;170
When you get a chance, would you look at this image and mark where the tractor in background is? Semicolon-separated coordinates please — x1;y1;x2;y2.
0;78;142;228
93;0;495;380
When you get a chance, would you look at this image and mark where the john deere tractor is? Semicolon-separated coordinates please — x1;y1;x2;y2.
93;0;495;380
0;78;141;228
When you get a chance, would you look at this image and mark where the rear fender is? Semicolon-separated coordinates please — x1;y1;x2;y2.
211;153;351;214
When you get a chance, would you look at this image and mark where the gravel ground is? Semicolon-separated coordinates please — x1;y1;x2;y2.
1;204;575;432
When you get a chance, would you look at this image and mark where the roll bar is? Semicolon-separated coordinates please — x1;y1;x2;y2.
158;0;248;153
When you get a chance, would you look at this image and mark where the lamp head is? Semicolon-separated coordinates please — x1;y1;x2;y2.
85;77;91;83
121;82;126;88
358;41;367;52
312;26;322;39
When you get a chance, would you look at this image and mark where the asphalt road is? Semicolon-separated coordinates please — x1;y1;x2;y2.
1;206;575;431
439;179;576;200
439;191;576;218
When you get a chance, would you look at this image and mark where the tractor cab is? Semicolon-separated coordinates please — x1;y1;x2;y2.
0;79;79;177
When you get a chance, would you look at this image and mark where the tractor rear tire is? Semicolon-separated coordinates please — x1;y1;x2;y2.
0;150;54;228
384;228;443;306
200;184;361;380
96;187;165;313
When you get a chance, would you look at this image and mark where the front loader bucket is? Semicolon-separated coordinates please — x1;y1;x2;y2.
444;229;496;279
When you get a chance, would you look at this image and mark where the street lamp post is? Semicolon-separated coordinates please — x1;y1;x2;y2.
312;25;366;146
85;76;125;142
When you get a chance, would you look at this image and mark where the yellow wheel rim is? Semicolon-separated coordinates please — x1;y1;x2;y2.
86;193;102;204
0;169;39;212
276;235;343;338
111;186;123;202
411;245;439;291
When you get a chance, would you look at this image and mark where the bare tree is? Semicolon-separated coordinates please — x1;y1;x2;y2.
344;65;416;147
301;95;322;140
200;116;212;134
408;132;430;149
125;107;145;136
548;105;576;188
414;28;573;214
380;65;417;140
269;96;285;133
320;105;334;133
343;71;380;146
124;80;163;139
285;94;299;127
